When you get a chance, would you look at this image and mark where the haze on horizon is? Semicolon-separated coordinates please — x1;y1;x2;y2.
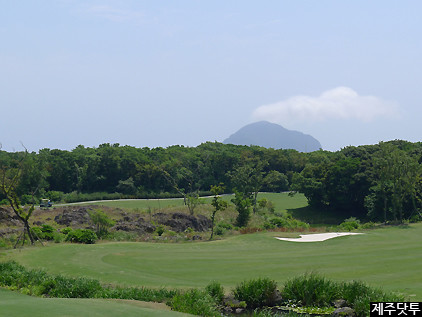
1;1;421;152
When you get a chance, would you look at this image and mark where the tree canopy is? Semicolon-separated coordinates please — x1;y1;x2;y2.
1;140;422;223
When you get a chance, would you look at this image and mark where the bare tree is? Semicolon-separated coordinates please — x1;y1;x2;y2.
0;147;37;247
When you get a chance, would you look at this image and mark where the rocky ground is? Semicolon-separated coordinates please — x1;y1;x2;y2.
0;205;212;239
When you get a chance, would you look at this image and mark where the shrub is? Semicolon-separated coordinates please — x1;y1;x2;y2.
361;222;376;229
339;280;405;317
268;216;310;230
168;289;220;317
30;225;56;241
155;225;165;236
65;229;97;244
109;231;138;241
31;227;44;240
61;227;73;235
40;224;56;240
281;273;340;307
101;286;178;302
205;281;225;304
46;191;64;203
20;194;34;205
339;217;361;231
233;278;279;309
48;275;103;298
89;209;115;238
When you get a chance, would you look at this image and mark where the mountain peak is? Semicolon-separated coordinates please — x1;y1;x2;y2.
223;121;321;152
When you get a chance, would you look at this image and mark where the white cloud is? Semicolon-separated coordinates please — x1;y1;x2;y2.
252;87;399;124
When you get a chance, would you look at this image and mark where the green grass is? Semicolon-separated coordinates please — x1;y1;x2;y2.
3;223;421;300
0;288;191;317
63;192;308;213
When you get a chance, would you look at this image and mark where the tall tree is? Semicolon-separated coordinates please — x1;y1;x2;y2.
365;143;421;222
228;158;268;213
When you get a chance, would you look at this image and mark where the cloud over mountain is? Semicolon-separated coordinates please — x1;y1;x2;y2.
252;87;399;124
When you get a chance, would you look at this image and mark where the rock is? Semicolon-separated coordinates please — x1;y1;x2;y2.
152;212;211;232
54;206;93;228
112;212;156;234
332;307;356;317
334;299;348;308
273;289;283;305
0;207;20;226
0;227;20;237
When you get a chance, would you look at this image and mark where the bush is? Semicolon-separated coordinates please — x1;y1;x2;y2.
268;216;310;230
214;222;233;236
101;286;178;302
20;195;34;205
89;209;115;238
233;278;279;309
155;225;165;236
339;217;360;231
48;275;103;298
31;224;56;241
46;191;64;203
0;261;178;302
361;221;376;229
205;281;225;304
65;229;97;244
168;289;220;317
109;231;138;241
339;280;405;317
31;227;44;240
60;227;73;235
281;273;340;307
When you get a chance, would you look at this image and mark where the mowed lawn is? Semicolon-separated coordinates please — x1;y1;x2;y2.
63;192;309;213
0;288;191;317
3;223;422;300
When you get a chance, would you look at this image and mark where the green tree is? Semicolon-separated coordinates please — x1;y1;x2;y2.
228;159;268;213
366;143;421;223
89;209;115;238
262;170;289;192
186;191;201;216
231;190;252;227
209;184;228;240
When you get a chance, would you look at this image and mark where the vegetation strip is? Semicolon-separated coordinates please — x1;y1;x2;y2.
0;261;406;317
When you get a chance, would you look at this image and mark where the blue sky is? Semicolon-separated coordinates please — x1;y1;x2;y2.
1;1;421;152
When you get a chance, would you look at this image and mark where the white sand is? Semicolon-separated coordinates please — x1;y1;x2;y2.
275;232;363;242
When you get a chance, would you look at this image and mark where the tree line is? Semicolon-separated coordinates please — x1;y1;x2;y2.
1;140;422;223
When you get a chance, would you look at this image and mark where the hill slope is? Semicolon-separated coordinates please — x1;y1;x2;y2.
223;121;322;152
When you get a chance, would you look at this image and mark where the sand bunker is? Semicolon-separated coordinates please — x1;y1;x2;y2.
275;232;363;242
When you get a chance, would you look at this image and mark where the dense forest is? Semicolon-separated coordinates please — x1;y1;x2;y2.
1;140;422;223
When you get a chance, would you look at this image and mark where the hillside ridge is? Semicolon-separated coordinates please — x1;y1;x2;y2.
223;121;322;152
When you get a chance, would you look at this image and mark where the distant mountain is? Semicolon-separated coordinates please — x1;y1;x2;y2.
223;121;322;152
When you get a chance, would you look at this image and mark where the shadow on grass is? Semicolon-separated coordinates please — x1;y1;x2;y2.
287;206;350;225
